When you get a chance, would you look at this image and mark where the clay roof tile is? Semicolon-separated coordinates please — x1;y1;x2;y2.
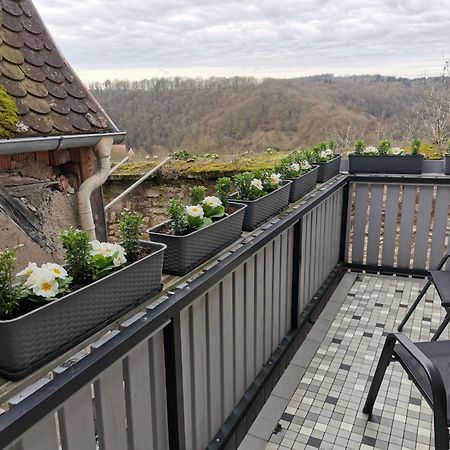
0;0;118;138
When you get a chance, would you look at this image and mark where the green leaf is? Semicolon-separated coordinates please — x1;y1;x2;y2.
199;218;213;229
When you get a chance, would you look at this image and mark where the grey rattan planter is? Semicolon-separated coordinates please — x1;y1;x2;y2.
348;155;424;174
148;202;246;276
315;155;341;182
287;166;319;202
0;241;165;379
229;180;292;231
445;155;450;175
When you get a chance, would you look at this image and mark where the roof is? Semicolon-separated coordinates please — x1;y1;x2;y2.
0;0;118;138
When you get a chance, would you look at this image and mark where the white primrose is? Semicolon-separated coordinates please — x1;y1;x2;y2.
90;241;127;268
41;263;68;279
30;272;59;299
16;262;38;278
363;146;378;155
320;149;334;159
391;147;403;155
202;196;222;207
300;160;312;170
270;173;282;185
185;205;204;218
290;163;300;172
251;178;264;190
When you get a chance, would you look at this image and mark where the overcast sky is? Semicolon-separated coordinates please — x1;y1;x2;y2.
34;0;450;82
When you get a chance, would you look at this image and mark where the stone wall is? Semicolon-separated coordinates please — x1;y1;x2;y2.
104;177;216;240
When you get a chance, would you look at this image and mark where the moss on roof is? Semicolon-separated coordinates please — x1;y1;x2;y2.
110;152;291;180
0;85;19;138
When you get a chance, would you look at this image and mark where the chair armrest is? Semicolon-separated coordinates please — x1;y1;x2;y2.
436;252;450;270
389;333;447;409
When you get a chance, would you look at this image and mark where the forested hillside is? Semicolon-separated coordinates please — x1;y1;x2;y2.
89;75;436;155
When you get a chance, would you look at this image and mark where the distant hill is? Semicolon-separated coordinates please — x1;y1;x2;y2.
89;75;430;155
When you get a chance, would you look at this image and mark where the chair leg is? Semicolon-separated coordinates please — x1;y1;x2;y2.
431;312;450;341
363;336;396;414
398;279;432;331
433;408;449;450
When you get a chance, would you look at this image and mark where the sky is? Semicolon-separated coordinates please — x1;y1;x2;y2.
33;0;450;82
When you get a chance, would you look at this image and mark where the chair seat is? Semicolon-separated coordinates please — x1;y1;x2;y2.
394;340;450;424
430;271;450;307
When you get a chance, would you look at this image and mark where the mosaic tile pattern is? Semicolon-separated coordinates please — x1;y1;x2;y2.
266;274;448;449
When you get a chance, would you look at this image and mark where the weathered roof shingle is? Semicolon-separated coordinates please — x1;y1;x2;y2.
0;0;118;138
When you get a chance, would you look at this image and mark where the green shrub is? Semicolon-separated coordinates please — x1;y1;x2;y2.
353;140;366;155
377;140;391;156
168;199;189;235
190;186;206;205
119;210;143;262
60;229;92;284
216;177;232;207
410;139;421;156
0;248;20;317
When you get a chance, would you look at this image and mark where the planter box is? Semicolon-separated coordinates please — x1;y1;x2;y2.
229;180;292;231
0;241;165;379
348;155;424;174
148;202;246;276
445;155;450;175
315;155;341;182
287;166;319;202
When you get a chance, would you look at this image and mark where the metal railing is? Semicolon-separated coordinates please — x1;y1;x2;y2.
345;174;450;273
1;173;449;450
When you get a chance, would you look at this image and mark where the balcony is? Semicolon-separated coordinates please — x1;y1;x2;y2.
0;171;448;449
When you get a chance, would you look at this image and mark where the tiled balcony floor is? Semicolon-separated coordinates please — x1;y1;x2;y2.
241;272;449;450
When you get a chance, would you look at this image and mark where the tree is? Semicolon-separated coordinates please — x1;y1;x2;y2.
416;60;450;149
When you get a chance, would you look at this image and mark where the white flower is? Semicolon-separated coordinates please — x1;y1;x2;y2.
23;267;53;287
113;249;127;267
290;163;300;172
363;146;378;155
391;147;403;155
16;262;38;278
300;161;312;170
90;241;116;258
41;263;68;279
320;149;334;159
270;173;282;185
30;272;59;298
202;196;222;207
185;205;204;218
90;241;127;264
251;178;263;190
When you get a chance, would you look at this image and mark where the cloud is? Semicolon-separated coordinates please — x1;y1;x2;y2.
33;0;450;80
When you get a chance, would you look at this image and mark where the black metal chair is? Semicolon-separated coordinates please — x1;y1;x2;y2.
398;252;450;340
363;333;450;449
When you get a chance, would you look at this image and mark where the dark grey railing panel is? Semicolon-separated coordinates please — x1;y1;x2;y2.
11;415;59;450
413;185;433;269
366;184;383;265
397;185;416;268
178;226;295;450
430;185;450;269
381;185;400;267
298;187;343;313
8;327;168;450
347;180;450;271
59;386;96;450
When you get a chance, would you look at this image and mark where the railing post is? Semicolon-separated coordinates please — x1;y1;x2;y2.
339;180;350;264
290;219;302;329
164;315;186;450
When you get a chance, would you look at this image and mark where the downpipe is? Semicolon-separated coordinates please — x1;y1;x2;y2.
77;136;113;239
